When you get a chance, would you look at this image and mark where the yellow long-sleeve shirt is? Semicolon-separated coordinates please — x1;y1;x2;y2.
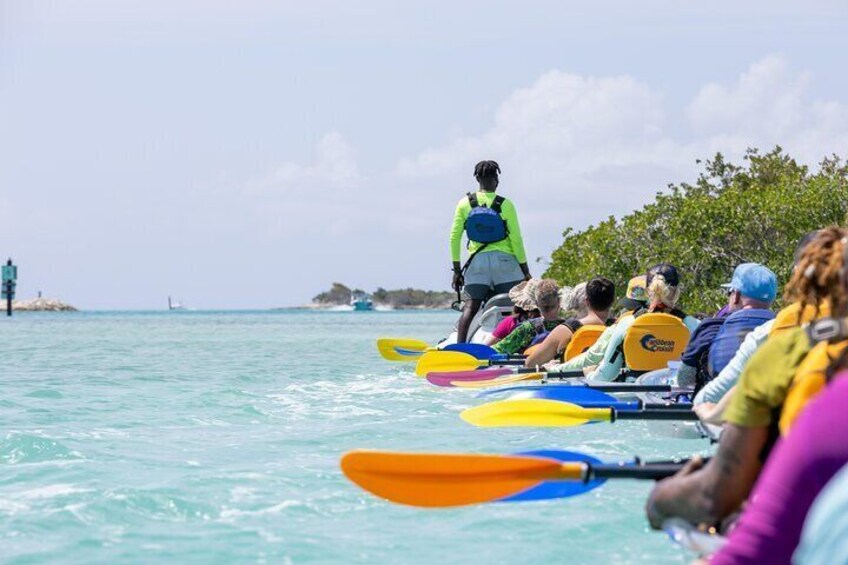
449;191;527;264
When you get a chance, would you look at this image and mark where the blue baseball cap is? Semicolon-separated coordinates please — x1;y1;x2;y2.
721;263;777;303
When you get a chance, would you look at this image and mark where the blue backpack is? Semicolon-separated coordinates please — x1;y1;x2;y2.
464;193;508;244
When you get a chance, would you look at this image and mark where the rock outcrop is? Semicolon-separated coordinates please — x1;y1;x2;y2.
11;298;78;312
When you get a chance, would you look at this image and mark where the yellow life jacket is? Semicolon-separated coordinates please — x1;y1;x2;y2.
563;325;606;361
780;318;848;434
769;302;831;338
621;313;691;372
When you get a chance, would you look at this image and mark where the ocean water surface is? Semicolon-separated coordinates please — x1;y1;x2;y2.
1;311;710;563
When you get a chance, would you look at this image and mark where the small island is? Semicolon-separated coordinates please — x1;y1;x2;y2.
302;283;455;310
12;297;78;312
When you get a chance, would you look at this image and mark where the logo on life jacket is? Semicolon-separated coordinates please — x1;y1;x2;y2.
640;334;676;353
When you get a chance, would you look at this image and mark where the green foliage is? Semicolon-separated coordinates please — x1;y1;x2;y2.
374;288;454;309
315;284;454;309
545;148;848;313
313;282;352;305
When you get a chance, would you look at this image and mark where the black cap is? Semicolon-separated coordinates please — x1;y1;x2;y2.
646;263;680;287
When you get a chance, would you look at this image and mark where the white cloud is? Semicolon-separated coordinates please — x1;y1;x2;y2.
398;71;672;180
246;132;360;196
686;56;848;162
394;56;848;259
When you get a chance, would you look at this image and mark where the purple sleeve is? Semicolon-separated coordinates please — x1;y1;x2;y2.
710;376;848;565
492;316;518;339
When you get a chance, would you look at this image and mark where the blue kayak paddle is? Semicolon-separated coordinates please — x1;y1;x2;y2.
442;343;520;363
479;384;693;411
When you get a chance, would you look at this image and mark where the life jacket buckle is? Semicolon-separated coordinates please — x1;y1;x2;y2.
808;318;843;343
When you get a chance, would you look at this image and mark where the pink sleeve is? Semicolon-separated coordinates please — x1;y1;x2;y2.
492;316;518;339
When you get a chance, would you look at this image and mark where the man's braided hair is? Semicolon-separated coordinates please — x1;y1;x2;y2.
473;160;500;182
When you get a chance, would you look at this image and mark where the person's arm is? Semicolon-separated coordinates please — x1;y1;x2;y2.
585;318;631;381
693;385;737;426
645;423;767;529
525;324;573;367
449;199;468;289
547;325;615;373
501;199;529;276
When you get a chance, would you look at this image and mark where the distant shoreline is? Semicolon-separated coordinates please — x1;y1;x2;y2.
277;303;453;311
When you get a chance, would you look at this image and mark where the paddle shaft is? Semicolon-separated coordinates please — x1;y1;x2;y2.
640;403;693;411
612;408;698;421
589;463;685;481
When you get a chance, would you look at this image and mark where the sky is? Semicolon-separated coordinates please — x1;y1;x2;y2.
1;0;847;309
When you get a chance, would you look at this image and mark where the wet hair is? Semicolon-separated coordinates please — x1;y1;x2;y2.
784;226;848;319
533;279;561;312
646;264;682;309
559;283;588;317
586;277;616;311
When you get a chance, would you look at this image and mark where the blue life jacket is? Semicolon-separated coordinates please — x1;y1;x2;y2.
707;308;775;377
680;317;727;369
464;193;508;244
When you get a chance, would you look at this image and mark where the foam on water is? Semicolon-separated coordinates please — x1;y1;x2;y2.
0;311;711;563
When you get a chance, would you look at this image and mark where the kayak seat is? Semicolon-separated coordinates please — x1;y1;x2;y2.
621;313;691;373
563;325;606;361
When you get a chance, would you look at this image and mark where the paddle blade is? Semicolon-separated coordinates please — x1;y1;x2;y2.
501;450;606;502
340;450;583;507
426;368;513;387
461;399;612;427
451;372;543;389
414;351;485;376
443;343;498;360
377;338;430;362
516;386;642;411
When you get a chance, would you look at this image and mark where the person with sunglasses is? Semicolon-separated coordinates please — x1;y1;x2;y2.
675;263;777;391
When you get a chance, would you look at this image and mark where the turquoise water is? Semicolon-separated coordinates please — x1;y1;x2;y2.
1;311;710;563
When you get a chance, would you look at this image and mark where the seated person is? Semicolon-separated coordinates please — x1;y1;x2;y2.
559;282;588;318
524;277;615;367
694;232;823;416
645;226;848;531
708;370;848;564
492;279;564;355
484;281;539;346
676;263;777;390
545;275;648;374
586;264;700;382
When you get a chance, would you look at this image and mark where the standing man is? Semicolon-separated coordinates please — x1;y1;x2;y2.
450;160;530;342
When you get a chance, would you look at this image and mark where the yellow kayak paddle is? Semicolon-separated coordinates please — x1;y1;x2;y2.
461;398;698;427
376;338;431;362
